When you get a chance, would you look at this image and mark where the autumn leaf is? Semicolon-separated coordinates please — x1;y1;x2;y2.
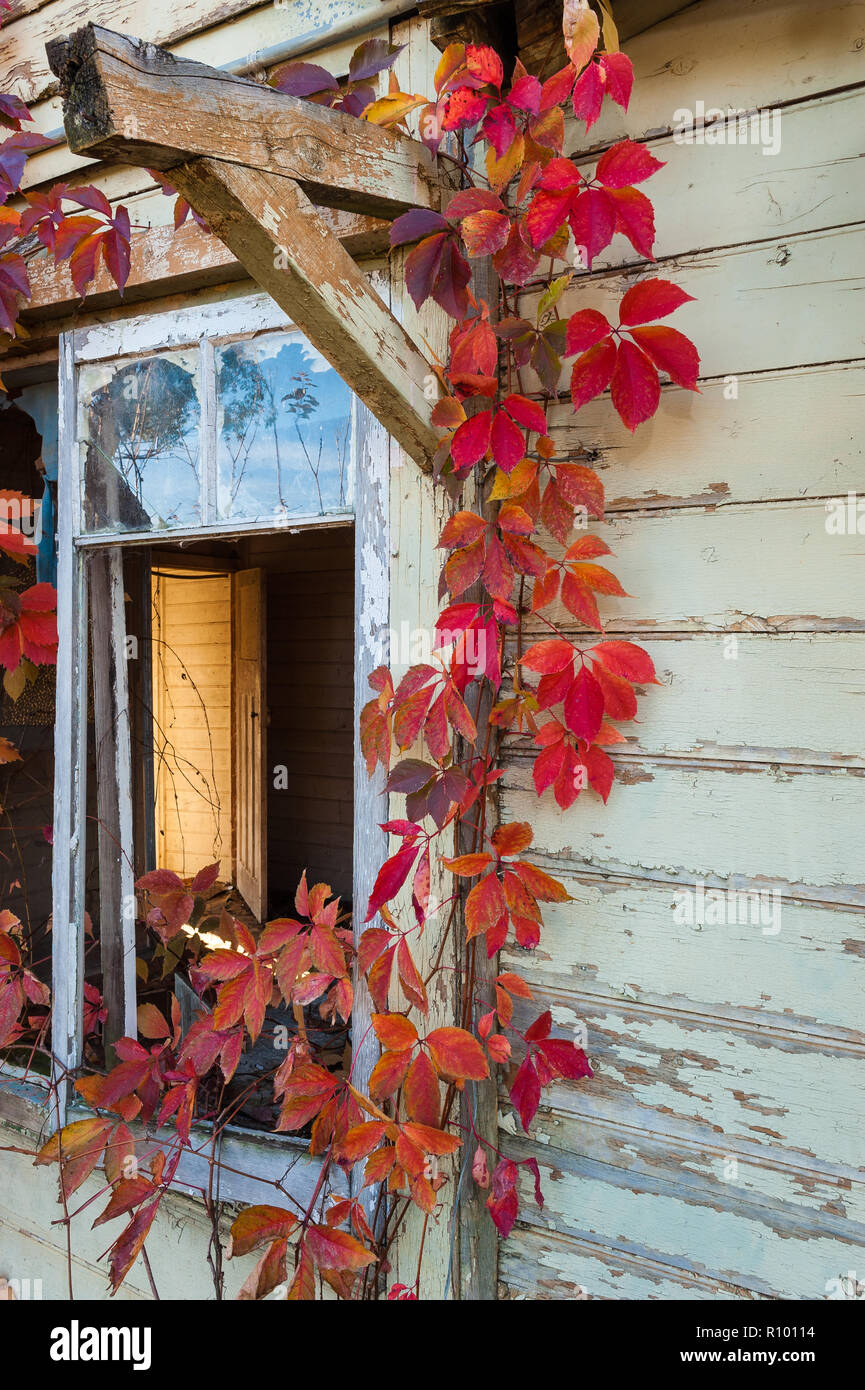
426;1027;489;1082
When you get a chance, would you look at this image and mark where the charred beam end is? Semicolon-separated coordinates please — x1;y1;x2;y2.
45;24;446;219
46;26;115;157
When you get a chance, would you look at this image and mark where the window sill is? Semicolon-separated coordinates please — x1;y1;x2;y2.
0;1068;346;1210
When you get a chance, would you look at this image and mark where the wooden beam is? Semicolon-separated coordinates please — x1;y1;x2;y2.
47;24;443;220
19;207;390;320
164;156;439;471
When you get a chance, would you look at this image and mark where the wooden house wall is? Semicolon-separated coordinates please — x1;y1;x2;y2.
497;0;865;1300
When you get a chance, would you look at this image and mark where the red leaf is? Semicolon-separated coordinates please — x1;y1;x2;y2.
583;743;615;802
571;59;604;129
608;185;655;259
390;208;449;248
563;665;604;742
441;87;489;131
599;52;634;109
190;862;221;893
493;220;541;285
565;308;611;355
521;638;574;674
504;393;547;435
525;1009;552;1042
539;65;576;113
556;463;605;517
569;336;616;412
593;661;638;720
460;208;510;257
465;872;507;942
446;189;503;219
108;1197;160;1293
403;1050;441;1127
595;139;664;189
568;187;616;265
486;1158;519;1236
590;640;658;684
491;822;533;856
396;936;428;1014
511;861;571;903
490;409;525;473
365;844;419;921
510;1054;541;1132
618;277;695;326
628;325;700;391
537;1037;593;1080
611;339;661;430
466;43;504;88
451;409;493;468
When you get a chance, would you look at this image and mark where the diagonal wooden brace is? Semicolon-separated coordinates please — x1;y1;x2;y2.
47;24;443;471
167;157;440;468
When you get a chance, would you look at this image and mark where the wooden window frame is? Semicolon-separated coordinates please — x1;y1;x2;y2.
47;293;389;1210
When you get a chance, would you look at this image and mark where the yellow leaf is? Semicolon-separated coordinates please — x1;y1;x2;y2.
562;0;600;71
3;666;25;701
599;0;620;53
486;132;524;194
364;92;428;127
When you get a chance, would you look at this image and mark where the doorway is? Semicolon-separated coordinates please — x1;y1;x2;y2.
145;525;354;927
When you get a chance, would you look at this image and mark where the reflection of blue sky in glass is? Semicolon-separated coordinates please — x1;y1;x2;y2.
78;352;201;533
216;336;353;521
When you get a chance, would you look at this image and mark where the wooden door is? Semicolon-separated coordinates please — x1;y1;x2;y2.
151;567;233;879
233;568;267;919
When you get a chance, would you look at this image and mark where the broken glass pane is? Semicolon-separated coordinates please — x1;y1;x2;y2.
215;335;353;523
78;351;202;533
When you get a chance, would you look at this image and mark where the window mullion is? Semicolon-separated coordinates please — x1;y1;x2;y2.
200;335;217;525
51;331;88;1126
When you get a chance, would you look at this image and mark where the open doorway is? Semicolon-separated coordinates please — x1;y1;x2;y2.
143;524;354;929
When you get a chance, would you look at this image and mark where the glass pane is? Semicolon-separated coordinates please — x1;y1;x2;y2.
215;335;353;523
78;350;202;534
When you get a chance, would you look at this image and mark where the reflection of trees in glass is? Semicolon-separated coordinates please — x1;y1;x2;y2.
84;357;199;530
282;372;350;511
217;346;286;512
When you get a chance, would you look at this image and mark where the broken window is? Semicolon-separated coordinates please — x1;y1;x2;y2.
50;294;384;1169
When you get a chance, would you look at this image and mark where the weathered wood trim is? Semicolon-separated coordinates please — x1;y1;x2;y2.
90;547;137;1061
457;254;498;1302
20;207;390;321
50;330;88;1125
47;24;443;219
163;157;439;471
73;290;291;359
351;387;390;1222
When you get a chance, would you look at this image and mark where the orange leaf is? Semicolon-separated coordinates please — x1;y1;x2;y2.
306;1225;377;1272
427;1027;490;1082
229;1205;298;1258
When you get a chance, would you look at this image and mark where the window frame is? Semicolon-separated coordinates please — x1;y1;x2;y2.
48;293;390;1208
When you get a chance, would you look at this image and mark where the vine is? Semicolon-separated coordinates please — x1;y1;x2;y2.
0;0;699;1299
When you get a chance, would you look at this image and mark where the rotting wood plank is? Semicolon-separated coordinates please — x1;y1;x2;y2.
500;758;865;907
501;876;865;1044
45;24;443;220
20;205;390;319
